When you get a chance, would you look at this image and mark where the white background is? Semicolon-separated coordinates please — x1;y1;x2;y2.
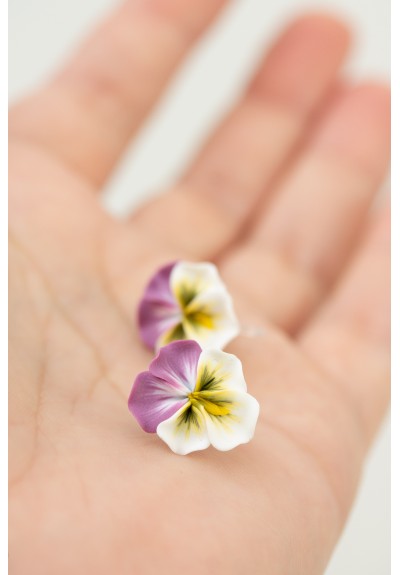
9;0;390;573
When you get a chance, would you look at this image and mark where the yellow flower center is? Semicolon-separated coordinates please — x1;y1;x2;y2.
184;309;215;330
176;282;215;330
188;391;231;416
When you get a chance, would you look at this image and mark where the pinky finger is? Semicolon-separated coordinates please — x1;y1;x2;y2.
298;205;390;444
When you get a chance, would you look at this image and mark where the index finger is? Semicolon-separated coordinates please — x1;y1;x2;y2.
9;0;228;186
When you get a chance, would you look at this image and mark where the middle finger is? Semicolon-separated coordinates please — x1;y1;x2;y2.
131;14;349;258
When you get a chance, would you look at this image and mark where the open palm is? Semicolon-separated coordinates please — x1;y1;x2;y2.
9;3;390;574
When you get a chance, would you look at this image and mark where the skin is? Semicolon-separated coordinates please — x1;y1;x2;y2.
9;2;390;574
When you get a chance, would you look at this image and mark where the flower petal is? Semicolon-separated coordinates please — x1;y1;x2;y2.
203;391;260;451
157;403;210;455
142;261;177;302
170;261;221;307
195;349;247;393
183;288;240;349
138;262;181;349
128;372;188;434
149;340;201;392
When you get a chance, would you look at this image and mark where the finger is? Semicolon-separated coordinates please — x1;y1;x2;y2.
131;14;350;257
219;296;377;569
185;13;350;218
221;82;390;331
224;208;389;537
9;0;227;186
298;205;390;443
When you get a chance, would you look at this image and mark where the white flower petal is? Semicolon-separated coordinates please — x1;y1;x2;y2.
156;403;210;455
196;349;247;393
170;261;221;302
169;261;240;349
203;391;260;451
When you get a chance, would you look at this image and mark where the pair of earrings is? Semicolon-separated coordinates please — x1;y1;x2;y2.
128;261;260;455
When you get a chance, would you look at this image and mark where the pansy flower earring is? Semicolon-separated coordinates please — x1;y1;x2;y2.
138;261;240;350
129;340;260;455
130;261;260;454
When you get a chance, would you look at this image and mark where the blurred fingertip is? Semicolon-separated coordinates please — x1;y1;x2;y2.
252;11;352;113
286;11;351;45
314;81;391;177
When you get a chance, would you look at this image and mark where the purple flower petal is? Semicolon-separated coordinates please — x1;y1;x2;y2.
138;262;180;349
142;262;176;302
128;341;202;433
149;340;202;392
129;372;189;433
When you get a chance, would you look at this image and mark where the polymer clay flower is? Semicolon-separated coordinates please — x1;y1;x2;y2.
138;261;240;350
128;340;259;455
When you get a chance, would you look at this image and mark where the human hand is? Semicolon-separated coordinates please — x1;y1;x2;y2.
9;2;390;574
